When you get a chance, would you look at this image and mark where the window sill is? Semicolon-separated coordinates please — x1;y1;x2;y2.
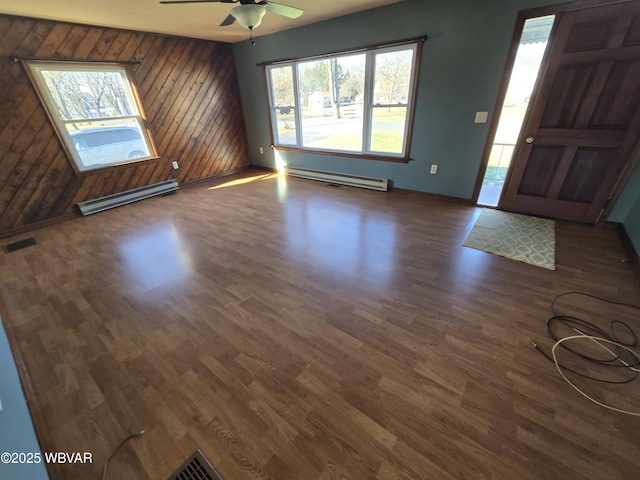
272;146;410;164
73;156;163;177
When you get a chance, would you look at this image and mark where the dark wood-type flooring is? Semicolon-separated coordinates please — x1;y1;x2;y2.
1;169;639;479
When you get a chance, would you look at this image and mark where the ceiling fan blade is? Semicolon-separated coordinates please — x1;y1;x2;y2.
220;14;237;26
160;0;236;5
265;2;304;19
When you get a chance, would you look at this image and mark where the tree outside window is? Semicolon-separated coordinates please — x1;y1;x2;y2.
265;40;421;160
24;61;158;174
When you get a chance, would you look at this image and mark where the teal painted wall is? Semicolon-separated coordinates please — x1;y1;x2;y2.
609;163;640;253
609;163;640;221
0;317;48;480
233;0;560;198
623;189;640;254
233;0;639;229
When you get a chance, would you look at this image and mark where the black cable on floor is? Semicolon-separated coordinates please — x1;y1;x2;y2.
533;291;640;384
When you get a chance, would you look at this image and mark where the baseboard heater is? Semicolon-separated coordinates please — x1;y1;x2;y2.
77;179;179;216
286;167;389;191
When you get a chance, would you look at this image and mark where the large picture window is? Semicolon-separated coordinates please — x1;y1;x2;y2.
24;61;158;174
265;39;422;161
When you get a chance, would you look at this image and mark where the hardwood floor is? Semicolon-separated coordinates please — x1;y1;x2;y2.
1;169;639;480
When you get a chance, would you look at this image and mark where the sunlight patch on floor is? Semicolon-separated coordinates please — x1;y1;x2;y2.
208;173;281;190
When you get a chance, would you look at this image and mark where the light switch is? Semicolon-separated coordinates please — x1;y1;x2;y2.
475;111;488;123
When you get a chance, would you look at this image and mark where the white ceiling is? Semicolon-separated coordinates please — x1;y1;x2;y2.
0;0;405;43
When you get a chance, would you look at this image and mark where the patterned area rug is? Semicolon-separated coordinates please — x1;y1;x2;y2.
463;209;555;270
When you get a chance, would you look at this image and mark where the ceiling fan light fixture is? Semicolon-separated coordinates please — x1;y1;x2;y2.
231;4;267;30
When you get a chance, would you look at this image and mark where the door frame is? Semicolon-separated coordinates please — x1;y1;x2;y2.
471;0;640;225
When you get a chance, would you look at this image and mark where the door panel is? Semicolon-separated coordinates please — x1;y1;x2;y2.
590;60;640;128
502;1;640;223
539;64;596;128
518;146;564;196
558;147;614;201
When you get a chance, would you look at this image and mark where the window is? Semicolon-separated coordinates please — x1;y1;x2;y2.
24;61;158;174
265;39;422;161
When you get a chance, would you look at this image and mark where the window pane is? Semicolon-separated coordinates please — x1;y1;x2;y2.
26;62;157;173
373;48;414;105
36;68;137;120
370;106;407;154
66;118;150;169
264;39;420;159
269;65;297;146
274;106;298;146
299;54;365;152
369;47;415;154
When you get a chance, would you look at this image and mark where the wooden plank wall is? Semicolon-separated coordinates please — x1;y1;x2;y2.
0;14;251;236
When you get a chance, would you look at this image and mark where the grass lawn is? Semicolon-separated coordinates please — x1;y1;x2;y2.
483;166;509;186
277;107;406;153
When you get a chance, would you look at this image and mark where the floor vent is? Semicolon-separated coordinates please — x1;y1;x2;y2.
168;449;223;480
286;166;389;191
78;179;179;216
4;237;37;253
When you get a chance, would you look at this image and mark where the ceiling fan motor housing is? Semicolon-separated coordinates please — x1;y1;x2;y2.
231;4;267;29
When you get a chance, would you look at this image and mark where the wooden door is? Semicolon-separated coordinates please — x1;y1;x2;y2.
502;1;640;223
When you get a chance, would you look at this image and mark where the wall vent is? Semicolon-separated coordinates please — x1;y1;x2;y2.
286;166;389;191
4;237;37;253
77;179;179;216
168;449;223;480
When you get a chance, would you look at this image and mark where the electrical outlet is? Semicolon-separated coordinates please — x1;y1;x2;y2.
172;161;179;169
430;164;438;174
259;146;264;154
474;111;488;123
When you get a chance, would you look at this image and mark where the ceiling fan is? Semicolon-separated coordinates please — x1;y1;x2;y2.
159;0;304;32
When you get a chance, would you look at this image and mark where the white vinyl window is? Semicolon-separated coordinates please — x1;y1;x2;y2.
24;61;158;174
265;39;421;161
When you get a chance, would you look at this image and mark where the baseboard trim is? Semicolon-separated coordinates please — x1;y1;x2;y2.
0;212;81;240
391;187;474;205
250;164;278;173
246;165;473;204
180;166;252;189
0;168;253;239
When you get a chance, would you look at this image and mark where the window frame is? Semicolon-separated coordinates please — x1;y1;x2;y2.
263;37;424;163
23;60;159;176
